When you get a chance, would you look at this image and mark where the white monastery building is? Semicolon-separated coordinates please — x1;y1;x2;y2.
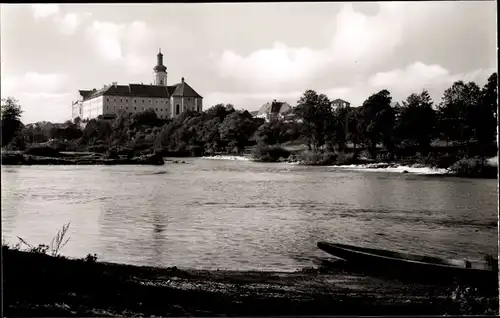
72;49;203;121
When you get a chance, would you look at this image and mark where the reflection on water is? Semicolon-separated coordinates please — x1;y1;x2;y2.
1;159;498;271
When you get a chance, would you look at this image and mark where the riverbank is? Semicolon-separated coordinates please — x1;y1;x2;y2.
3;246;498;316
1;149;165;166
201;153;497;178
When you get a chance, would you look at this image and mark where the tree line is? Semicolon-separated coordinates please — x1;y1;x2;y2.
1;72;497;163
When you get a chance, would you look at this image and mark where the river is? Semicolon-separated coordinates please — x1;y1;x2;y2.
1;157;498;271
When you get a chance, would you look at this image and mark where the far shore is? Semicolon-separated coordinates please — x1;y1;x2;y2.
1;145;497;179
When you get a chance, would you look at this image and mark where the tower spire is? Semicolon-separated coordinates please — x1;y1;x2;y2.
154;48;167;86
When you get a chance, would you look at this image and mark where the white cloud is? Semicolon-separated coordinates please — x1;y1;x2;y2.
1;72;72;123
18;92;73;124
86;21;126;62
369;62;452;89
54;12;92;35
2;72;68;95
85;19;162;77
368;63;496;105
31;4;91;35
215;3;408;90
31;4;60;20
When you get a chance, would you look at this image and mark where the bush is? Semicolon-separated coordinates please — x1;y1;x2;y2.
447;157;498;178
251;144;291;162
296;150;357;166
25;145;62;157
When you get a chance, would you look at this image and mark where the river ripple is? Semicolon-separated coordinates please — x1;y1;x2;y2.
1;158;497;271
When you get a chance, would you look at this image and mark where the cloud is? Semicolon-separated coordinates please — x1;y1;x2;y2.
17;92;73;124
85;19;164;79
1;72;72;123
369;63;496;103
31;4;60;20
2;72;68;95
85;20;156;66
86;21;126;62
31;4;91;35
215;3;407;91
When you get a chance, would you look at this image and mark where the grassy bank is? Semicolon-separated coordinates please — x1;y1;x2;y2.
247;144;498;178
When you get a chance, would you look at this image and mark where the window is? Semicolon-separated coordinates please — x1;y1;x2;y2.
120;98;122;102
114;98;116;102
142;100;144;104
133;99;136;103
107;98;109;102
149;99;152;104
156;108;158;111
176;104;180;115
125;98;128;103
134;107;137;110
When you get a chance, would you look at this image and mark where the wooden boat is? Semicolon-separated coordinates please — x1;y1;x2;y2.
317;241;498;283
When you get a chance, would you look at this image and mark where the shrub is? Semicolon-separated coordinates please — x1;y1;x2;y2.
296;150;357;166
24;145;62;157
251;144;291;162
447;157;498;178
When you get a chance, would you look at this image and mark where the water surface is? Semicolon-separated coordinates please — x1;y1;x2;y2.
1;158;497;271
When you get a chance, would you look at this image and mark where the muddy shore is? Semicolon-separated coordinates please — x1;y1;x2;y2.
3;247;498;316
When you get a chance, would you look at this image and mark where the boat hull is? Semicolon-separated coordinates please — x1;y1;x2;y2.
317;242;498;285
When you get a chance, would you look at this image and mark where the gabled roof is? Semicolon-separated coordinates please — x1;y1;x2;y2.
250;110;259;117
171;81;203;98
257;100;292;116
80;80;203;101
331;98;350;104
390;101;401;108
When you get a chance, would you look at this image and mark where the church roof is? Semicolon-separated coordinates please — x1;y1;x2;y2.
171;80;203;98
80;81;203;101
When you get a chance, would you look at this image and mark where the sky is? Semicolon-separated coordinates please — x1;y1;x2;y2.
0;2;497;124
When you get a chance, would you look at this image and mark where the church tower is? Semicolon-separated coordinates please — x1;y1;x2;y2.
153;49;167;86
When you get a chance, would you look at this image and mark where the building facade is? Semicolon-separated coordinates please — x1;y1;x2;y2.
331;98;351;109
72;50;203;121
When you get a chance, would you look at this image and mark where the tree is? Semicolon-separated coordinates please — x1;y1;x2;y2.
1;97;23;121
218;111;258;153
359;89;394;158
254;118;288;146
294;90;333;151
438;81;482;147
397;89;437;155
470;72;497;154
1;97;24;147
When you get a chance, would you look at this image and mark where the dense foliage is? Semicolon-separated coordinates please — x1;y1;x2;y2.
2;72;497;168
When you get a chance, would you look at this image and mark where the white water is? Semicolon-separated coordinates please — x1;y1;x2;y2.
487;156;498;167
202;156;447;175
334;163;448;175
202;155;251;161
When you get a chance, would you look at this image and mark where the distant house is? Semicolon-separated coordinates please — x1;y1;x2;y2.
390;101;401;108
331;98;351;109
255;100;293;122
249;110;259;117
